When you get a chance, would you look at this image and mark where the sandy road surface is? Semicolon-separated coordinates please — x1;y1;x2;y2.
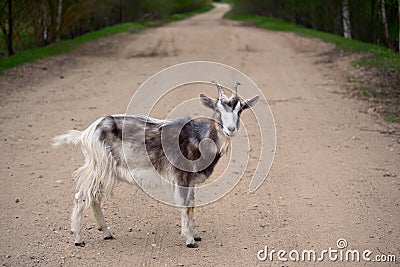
1;3;399;266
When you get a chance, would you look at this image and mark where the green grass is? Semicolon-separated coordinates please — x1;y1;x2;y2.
0;5;213;73
385;113;397;122
225;13;378;52
225;13;400;75
0;22;146;73
167;5;213;21
356;86;378;97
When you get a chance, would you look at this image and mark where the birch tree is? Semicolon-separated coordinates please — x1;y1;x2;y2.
379;0;390;47
342;0;352;39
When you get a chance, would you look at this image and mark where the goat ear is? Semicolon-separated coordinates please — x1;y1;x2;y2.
241;95;259;110
200;94;216;109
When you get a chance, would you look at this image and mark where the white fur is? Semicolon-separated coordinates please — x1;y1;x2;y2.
217;101;238;136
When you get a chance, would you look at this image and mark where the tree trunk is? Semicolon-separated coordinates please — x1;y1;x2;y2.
398;0;400;52
310;1;317;29
41;2;48;45
379;0;390;47
342;0;352;39
7;0;14;55
56;0;63;42
330;0;342;35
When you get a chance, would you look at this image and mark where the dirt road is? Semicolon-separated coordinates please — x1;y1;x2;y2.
1;3;399;266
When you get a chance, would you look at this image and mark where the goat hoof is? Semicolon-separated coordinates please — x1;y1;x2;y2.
194;237;202;242
104;235;115;240
186;243;198;248
75;241;85;247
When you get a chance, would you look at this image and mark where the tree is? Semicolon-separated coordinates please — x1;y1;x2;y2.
379;0;390;47
342;0;352;39
398;0;400;51
0;0;14;55
55;0;63;42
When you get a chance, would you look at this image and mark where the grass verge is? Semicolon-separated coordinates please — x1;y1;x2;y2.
225;12;400;123
0;5;213;74
0;22;146;73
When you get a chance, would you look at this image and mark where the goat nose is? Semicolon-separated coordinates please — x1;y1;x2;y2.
227;126;235;132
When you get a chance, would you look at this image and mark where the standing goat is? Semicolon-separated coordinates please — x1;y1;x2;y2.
53;81;259;248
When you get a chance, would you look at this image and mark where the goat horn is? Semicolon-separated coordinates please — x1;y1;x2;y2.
233;81;241;96
211;80;224;99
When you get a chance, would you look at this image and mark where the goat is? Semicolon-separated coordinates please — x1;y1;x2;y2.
52;81;259;248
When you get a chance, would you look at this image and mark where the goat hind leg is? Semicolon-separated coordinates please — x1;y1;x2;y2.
91;199;114;240
71;192;86;246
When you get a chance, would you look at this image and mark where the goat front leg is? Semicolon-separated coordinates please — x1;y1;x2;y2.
175;186;198;248
180;207;196;247
189;207;201;242
186;187;202;242
186;186;201;242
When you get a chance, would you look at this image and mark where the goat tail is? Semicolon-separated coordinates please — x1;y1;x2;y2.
74;138;117;209
52;130;82;148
